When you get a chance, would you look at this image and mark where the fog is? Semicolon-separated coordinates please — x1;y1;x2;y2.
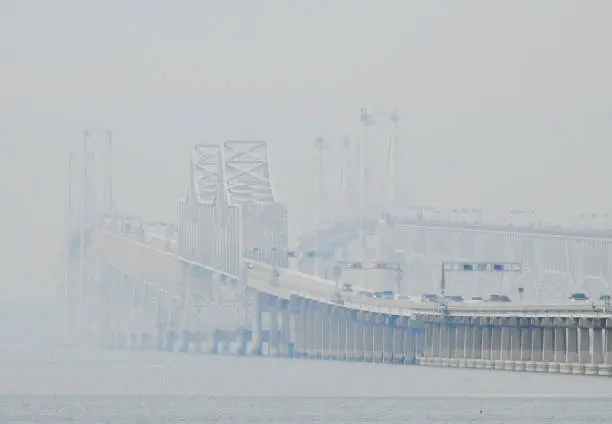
1;1;610;319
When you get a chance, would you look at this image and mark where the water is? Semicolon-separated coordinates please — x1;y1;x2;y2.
1;348;612;423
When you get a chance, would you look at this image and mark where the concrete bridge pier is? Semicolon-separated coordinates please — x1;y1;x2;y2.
577;320;592;374
481;323;492;369
373;314;384;362
345;310;356;361
500;320;513;370
313;305;323;359
236;327;247;356
519;319;532;365
382;317;394;363
530;322;543;372
305;304;315;358
366;314;376;362
440;322;451;365
335;309;345;360
268;299;280;356
541;319;556;372
553;319;567;371
431;323;441;363
602;319;612;375
321;306;330;359
454;322;466;366
390;317;403;363
565;319;579;368
415;322;425;360
491;321;503;369
423;322;434;360
280;307;292;357
405;321;418;364
206;329;219;354
591;323;604;371
471;320;482;362
462;320;475;366
355;311;366;361
584;320;601;375
292;300;307;358
329;309;338;359
251;292;263;356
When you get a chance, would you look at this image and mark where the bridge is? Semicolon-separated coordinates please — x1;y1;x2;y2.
61;138;612;377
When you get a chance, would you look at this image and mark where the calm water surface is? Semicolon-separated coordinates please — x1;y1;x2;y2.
1;347;611;423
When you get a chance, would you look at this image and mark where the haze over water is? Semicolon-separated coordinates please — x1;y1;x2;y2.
0;304;609;423
2;1;612;422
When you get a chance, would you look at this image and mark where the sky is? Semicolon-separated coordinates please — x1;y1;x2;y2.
0;0;610;300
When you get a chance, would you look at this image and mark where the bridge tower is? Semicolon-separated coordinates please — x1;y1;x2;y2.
178;141;288;278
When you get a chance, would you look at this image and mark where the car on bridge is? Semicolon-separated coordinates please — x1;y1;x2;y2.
487;294;511;302
341;283;353;292
444;295;464;303
421;294;438;302
568;292;589;302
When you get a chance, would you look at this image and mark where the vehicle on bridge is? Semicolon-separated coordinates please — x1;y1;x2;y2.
341;283;353;292
374;290;394;299
444;295;464;303
421;293;438;302
569;292;589;302
487;294;512;302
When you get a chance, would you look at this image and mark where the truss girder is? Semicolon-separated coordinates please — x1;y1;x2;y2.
192;144;225;205
222;141;276;206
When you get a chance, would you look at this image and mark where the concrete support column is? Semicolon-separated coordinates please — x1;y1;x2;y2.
447;325;456;359
323;308;330;359
406;326;417;363
364;317;374;361
563;319;577;364
519;320;532;361
461;324;471;359
383;318;394;363
553;319;566;364
542;324;554;363
355;313;364;360
592;327;604;364
415;324;425;358
327;311;334;359
269;302;280;356
491;324;502;361
481;325;492;360
251;292;263;356
510;325;521;361
337;311;344;359
531;325;543;362
425;323;435;357
392;320;405;363
472;324;482;360
578;326;591;364
373;318;384;362
500;325;511;361
306;307;316;358
455;325;466;359
433;323;442;357
280;309;292;357
345;312;353;360
602;320;612;376
606;322;612;365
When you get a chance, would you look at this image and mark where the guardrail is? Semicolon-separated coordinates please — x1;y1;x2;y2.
99;228;612;320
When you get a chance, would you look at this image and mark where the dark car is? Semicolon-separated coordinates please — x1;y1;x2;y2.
488;294;511;302
421;293;438;302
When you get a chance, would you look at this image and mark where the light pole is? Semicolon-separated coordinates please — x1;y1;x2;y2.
395;268;403;295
